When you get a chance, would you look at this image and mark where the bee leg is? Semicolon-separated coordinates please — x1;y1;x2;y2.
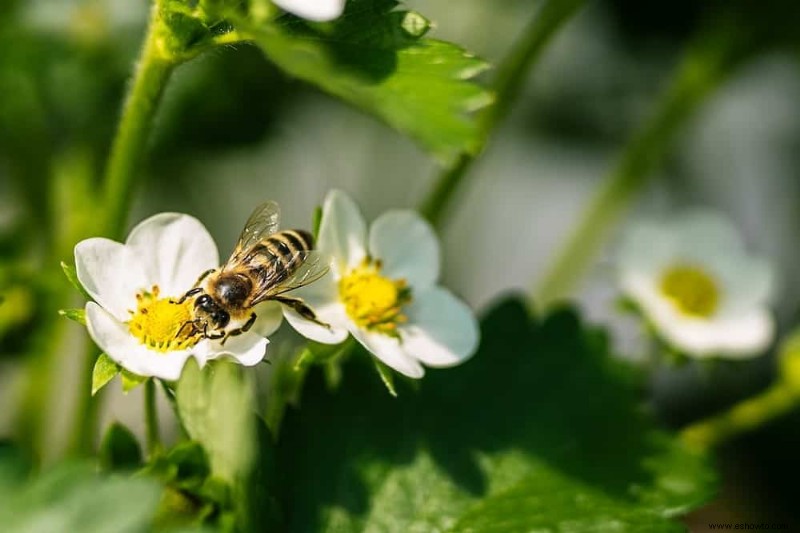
174;287;203;305
220;313;256;346
274;296;332;331
202;323;225;341
175;320;198;339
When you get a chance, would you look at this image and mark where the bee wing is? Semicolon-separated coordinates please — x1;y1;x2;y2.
251;250;331;304
226;201;281;267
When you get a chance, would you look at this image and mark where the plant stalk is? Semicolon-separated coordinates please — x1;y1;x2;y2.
145;379;162;456
533;23;743;309
420;0;587;227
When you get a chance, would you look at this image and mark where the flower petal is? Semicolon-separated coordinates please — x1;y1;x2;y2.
617;222;678;277
75;238;148;321
272;0;345;21
352;329;425;379
401;288;479;367
126;213;219;297
283;306;350;344
251;301;284;338
85;302;192;381
210;331;269;367
369;210;440;290
656;308;775;359
318;190;367;275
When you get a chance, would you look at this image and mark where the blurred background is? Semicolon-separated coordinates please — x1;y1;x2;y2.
1;0;799;528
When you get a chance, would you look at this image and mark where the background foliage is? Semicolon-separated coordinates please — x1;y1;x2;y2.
1;0;800;530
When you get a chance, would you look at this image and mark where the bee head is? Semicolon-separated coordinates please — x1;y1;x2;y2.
194;294;230;329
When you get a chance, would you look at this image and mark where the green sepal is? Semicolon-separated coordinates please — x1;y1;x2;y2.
92;353;121;396
60;261;91;299
58;308;86;325
99;422;142;471
295;340;352;371
372;358;398;397
122;370;148;393
311;205;323;241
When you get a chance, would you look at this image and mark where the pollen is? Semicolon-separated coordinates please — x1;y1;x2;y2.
339;259;412;337
127;286;198;352
659;264;720;318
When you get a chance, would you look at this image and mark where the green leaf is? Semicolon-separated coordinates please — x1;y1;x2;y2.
58;308;86;325
60;261;91;299
0;448;162;533
176;360;280;531
92;353;120;396
99;422;142;471
276;297;717;531
237;0;492;162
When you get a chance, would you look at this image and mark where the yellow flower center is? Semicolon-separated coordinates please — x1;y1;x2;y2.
339;259;411;337
127;286;198;352
659;264;720;318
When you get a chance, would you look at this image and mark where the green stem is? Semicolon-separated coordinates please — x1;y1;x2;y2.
145;379;161;456
681;383;799;452
68;347;101;456
533;24;742;309
420;0;587;227
102;6;176;238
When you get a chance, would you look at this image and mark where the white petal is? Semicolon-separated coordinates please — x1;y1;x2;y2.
75;238;148;321
369;210;440;290
318;190;367;275
352;329;425;379
85;302;192;381
283;306;350;344
280;272;350;343
713;255;774;314
673;211;745;262
617;222;678;276
251;301;284;337
210;331;269;366
272;0;345;21
126;213;219;297
656;308;775;359
401;288;478;367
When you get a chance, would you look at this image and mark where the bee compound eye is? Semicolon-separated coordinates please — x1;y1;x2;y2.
213;310;230;328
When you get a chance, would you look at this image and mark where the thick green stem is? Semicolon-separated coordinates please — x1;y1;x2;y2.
420;0;587;227
533;25;741;309
68;348;101;456
103;7;176;238
145;379;161;456
681;383;799;452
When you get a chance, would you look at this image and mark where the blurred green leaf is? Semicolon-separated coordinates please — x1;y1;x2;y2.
0;450;161;533
176;361;280;531
99;423;142;471
276;297;717;531
92;353;121;396
237;0;492;162
59;308;86;325
61;261;92;300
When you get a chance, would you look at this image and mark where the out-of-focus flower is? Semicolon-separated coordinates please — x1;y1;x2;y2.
284;190;479;378
74;213;281;381
272;0;345;22
618;211;775;359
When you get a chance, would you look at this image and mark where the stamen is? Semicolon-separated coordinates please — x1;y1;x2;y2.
659;264;720;318
339;258;411;337
127;285;199;352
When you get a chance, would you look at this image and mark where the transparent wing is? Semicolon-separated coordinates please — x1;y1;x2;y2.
251;250;331;304
226;201;281;267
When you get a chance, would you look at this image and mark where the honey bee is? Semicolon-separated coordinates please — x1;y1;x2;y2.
177;201;328;343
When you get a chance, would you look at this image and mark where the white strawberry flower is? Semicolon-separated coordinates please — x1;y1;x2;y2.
74;213;282;381
272;0;345;22
618;211;775;359
283;190;480;378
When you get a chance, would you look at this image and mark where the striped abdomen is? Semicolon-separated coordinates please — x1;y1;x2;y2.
243;229;314;288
